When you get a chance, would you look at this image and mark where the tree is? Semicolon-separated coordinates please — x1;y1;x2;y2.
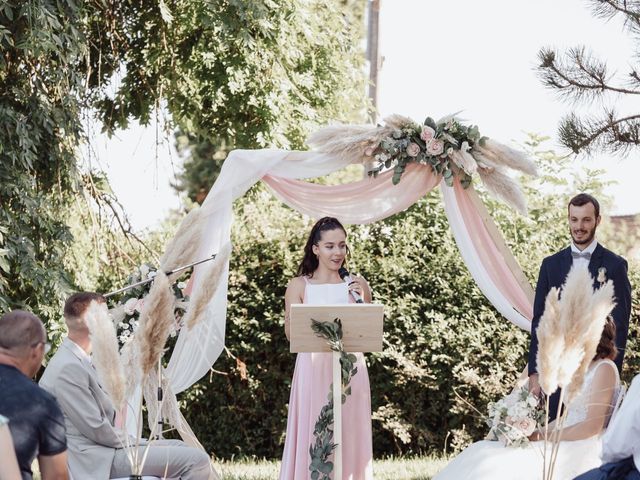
0;0;368;336
537;0;640;154
82;0;368;202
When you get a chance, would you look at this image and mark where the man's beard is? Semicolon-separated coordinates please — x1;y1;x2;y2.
571;226;597;246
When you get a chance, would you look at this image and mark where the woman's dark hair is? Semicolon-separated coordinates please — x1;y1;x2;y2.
594;316;617;361
296;217;348;277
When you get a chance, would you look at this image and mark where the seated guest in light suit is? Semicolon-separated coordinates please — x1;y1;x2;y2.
574;374;640;480
40;292;212;480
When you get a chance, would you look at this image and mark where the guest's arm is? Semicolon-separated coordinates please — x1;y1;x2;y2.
38;452;68;480
0;422;21;480
54;363;126;448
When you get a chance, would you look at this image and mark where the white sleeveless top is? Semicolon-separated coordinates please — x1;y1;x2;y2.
564;359;619;428
304;278;350;305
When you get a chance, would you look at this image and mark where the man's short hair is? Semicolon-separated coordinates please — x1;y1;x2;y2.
63;292;106;329
568;193;600;218
0;310;45;351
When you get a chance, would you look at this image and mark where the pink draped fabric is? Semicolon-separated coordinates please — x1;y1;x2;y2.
263;163;440;224
453;181;534;321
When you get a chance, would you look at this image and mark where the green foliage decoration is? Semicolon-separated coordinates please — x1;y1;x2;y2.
308;318;359;480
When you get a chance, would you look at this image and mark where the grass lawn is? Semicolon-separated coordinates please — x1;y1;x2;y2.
33;454;450;479
217;455;449;480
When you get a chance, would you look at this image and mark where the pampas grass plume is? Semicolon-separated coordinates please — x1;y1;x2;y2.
136;271;176;375
566;280;615;402
160;207;203;281
537;287;563;394
185;242;232;331
85;301;127;410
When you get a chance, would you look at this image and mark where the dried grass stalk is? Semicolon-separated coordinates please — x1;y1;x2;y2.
473;139;538;177
136;271;176;375
185;242;232;331
476;165;528;215
566;280;615;401
536;287;563;394
160;207;204;281
85;301;127;410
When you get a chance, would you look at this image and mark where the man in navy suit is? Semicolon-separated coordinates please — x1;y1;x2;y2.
528;193;632;419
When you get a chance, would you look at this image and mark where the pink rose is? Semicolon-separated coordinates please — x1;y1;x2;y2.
506;416;536;436
426;138;444;156
420;126;435;143
406;142;420;157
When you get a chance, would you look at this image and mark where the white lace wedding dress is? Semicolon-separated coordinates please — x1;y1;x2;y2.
434;359;619;480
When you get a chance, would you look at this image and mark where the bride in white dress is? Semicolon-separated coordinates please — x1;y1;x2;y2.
435;319;620;480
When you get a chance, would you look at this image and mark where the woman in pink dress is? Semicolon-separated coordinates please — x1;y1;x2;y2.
279;217;374;480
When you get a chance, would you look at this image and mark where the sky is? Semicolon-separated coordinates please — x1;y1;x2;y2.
92;0;640;232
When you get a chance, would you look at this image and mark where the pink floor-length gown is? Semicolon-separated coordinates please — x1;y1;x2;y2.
279;278;374;480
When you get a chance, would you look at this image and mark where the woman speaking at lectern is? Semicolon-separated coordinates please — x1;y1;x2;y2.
279;216;374;480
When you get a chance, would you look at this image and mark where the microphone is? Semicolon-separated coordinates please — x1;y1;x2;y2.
338;267;364;303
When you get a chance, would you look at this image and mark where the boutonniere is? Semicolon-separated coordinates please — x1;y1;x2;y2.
597;267;607;284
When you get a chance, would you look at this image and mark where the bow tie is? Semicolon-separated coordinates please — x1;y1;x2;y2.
572;251;591;261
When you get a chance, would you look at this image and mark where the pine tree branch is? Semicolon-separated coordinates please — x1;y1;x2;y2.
538;47;640;100
559;111;640;153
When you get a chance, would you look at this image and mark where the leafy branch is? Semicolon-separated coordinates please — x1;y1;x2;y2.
308;318;359;480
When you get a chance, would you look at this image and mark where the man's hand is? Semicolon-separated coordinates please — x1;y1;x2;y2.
529;373;541;398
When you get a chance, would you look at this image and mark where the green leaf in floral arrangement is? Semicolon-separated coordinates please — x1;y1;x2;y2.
424;117;437;129
311;471;319;480
479;135;489;146
444;175;454;187
319;461;333;474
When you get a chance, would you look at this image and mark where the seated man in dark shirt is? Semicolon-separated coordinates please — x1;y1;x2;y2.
0;310;68;480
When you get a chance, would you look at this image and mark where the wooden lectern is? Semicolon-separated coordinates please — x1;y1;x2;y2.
290;304;384;480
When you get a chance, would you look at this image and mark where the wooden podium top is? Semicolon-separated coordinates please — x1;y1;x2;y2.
289;303;384;353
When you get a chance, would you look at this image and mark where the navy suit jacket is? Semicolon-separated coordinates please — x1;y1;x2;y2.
528;243;632;376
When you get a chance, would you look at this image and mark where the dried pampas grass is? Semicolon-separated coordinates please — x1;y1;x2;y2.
85;301;127;410
136;271;176;375
185;242;232;331
566;280;615;402
160;207;203;282
476;165;528;215
536;266;616;403
473;139;538;177
536;287;563;394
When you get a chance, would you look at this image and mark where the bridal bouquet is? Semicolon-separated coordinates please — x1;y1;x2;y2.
486;387;544;447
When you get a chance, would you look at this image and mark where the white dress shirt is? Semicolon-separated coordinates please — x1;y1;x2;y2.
602;374;640;470
570;238;598;269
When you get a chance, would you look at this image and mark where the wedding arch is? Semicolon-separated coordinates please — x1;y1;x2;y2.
136;114;539;447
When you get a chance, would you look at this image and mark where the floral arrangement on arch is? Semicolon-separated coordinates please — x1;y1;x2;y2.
109;263;189;345
307;114;538;214
366;116;484;188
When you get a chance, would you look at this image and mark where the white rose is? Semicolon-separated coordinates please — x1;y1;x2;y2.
177;281;187;289
123;298;138;315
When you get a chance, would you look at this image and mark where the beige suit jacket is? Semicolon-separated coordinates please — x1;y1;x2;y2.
40;337;126;479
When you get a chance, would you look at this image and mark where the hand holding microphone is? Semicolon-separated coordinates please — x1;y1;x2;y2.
338;267;364;303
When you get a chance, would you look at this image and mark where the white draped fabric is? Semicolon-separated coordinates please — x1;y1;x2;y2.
165;149;534;398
